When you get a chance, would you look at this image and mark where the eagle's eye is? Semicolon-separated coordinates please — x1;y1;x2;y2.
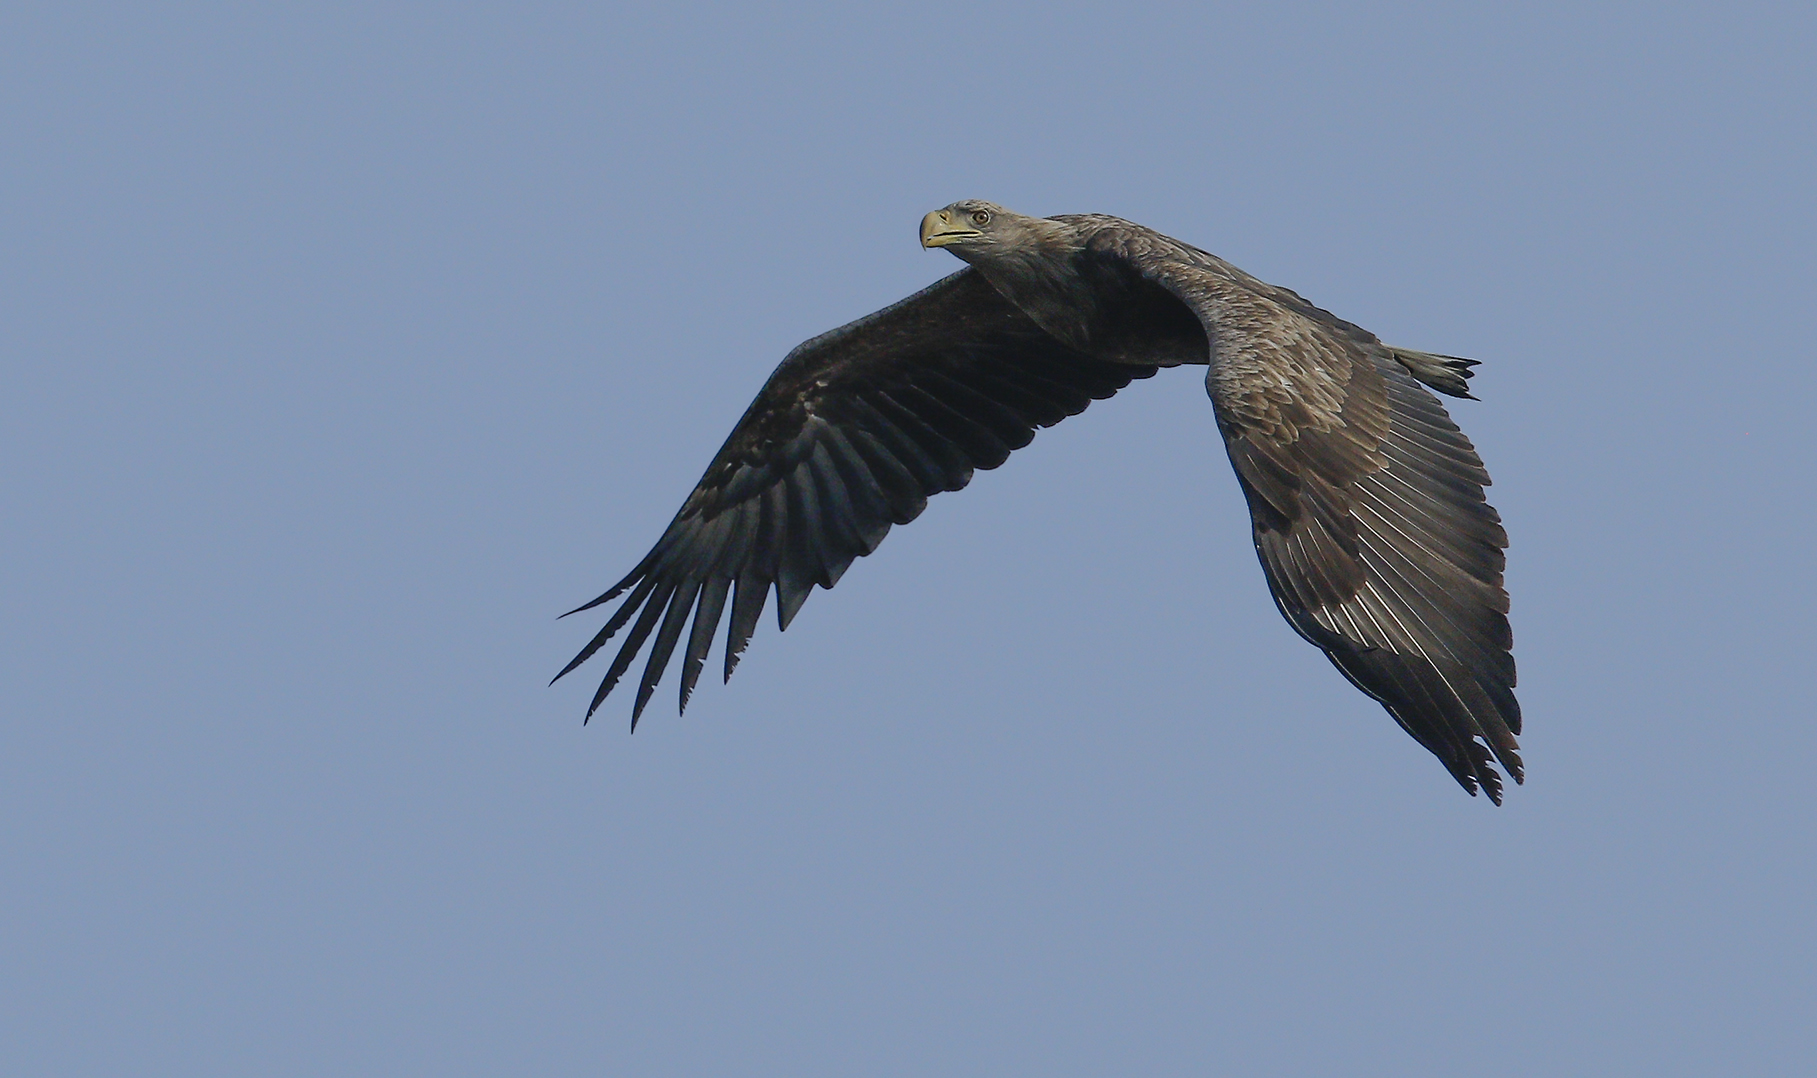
970;210;991;226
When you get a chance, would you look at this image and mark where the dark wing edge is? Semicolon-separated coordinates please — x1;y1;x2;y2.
555;268;1157;727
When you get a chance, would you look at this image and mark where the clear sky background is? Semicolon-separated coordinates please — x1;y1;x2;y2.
4;2;1814;1074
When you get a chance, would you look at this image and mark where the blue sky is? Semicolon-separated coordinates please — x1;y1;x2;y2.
4;2;1814;1074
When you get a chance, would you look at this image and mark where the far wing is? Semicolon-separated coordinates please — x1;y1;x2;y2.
557;269;1158;725
1100;228;1522;801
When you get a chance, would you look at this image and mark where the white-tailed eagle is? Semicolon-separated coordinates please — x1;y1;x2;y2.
556;202;1521;801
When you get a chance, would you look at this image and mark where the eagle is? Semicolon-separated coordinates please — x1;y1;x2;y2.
556;201;1521;802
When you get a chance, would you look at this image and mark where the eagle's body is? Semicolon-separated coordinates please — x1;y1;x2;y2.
558;202;1521;801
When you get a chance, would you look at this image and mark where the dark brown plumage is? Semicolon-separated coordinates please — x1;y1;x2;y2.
557;201;1520;802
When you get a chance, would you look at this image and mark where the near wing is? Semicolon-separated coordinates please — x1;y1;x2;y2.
1115;237;1522;800
556;269;1158;726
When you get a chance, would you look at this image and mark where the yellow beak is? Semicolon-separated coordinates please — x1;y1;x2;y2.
921;210;981;248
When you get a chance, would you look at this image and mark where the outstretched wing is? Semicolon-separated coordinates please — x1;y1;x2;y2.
1099;226;1521;801
557;268;1158;726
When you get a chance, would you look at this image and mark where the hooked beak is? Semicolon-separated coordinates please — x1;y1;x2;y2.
921;210;981;249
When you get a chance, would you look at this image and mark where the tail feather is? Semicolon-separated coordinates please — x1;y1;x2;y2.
1389;348;1479;399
